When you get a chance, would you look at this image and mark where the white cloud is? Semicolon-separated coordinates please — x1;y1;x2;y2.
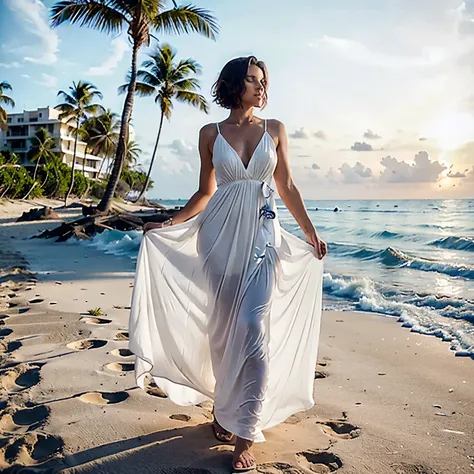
6;0;59;64
166;139;197;158
309;34;473;70
351;141;373;151
314;130;327;140
363;129;382;140
38;73;58;88
326;161;373;184
379;151;447;183
21;74;30;79
289;128;311;139
87;38;129;76
158;154;194;175
0;61;21;69
447;170;467;178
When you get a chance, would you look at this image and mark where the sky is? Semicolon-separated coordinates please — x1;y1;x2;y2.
1;0;474;200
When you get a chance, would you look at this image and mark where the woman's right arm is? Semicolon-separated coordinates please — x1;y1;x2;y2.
143;124;216;232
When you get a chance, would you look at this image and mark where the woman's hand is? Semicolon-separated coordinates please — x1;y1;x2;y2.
305;229;328;260
143;220;171;234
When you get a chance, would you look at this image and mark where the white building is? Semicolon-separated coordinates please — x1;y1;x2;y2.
0;107;104;179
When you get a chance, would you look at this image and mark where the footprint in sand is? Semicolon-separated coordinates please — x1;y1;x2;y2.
0;364;41;393
0;432;63;467
67;339;108;351
0;340;22;354
0;328;13;337
16;307;30;314
105;362;135;372
114;331;129;341
143;375;167;398
315;370;328;379
317;420;361;439
295;450;343;473
76;391;129;405
0;405;49;432
0;314;9;320
257;461;301;473
28;298;44;304
80;316;112;325
390;463;439;474
111;348;133;358
169;414;191;422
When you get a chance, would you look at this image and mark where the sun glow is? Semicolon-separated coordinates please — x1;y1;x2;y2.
421;111;474;150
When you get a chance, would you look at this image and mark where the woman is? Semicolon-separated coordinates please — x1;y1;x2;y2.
129;56;326;472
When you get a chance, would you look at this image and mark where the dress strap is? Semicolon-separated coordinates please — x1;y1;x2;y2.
264;119;267;132
216;122;221;134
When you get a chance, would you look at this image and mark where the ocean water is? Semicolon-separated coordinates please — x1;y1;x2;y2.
83;198;474;358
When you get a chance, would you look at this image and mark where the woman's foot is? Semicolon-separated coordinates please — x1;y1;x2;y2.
233;437;256;471
211;408;234;442
212;417;234;442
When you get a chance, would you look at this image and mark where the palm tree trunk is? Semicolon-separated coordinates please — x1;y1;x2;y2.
83;146;88;177
23;157;41;199
0;185;11;198
23;181;37;200
97;155;106;180
65;117;80;206
97;40;140;213
41;169;49;189
136;110;164;202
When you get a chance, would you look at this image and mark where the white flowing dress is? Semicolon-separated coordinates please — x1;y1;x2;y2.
128;120;323;442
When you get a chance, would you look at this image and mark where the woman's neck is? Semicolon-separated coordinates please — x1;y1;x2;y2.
227;106;255;126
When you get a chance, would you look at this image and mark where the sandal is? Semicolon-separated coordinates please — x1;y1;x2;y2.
232;462;257;472
211;416;235;443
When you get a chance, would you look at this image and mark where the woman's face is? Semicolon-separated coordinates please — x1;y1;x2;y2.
241;64;266;108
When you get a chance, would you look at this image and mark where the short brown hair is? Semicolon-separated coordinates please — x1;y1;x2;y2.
211;56;268;109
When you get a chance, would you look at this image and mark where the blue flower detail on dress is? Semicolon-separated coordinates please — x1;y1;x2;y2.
259;204;276;220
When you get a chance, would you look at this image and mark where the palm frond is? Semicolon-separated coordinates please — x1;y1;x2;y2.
50;0;128;34
0;95;15;108
56;103;76;121
152;5;219;40
57;90;76;105
0;81;13;91
118;80;156;96
175;90;208;113
136;69;163;87
172;77;200;91
175;58;201;75
84;103;106;115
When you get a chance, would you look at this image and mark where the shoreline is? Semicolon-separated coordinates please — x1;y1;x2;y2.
1;198;473;473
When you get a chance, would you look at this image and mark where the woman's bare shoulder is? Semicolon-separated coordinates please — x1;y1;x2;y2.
266;118;285;129
200;122;219;137
265;119;286;144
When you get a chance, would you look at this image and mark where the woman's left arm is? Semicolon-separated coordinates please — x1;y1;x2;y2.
271;120;327;260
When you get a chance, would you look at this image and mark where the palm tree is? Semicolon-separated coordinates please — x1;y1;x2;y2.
125;139;141;169
0;81;15;131
23;128;57;199
120;43;208;202
50;0;218;214
106;138;141;176
82;109;120;179
56;80;104;205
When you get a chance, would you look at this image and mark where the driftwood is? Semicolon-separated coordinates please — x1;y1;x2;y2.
17;206;59;222
33;205;181;242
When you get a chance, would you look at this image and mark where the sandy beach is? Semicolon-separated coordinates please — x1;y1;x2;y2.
0;198;473;474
